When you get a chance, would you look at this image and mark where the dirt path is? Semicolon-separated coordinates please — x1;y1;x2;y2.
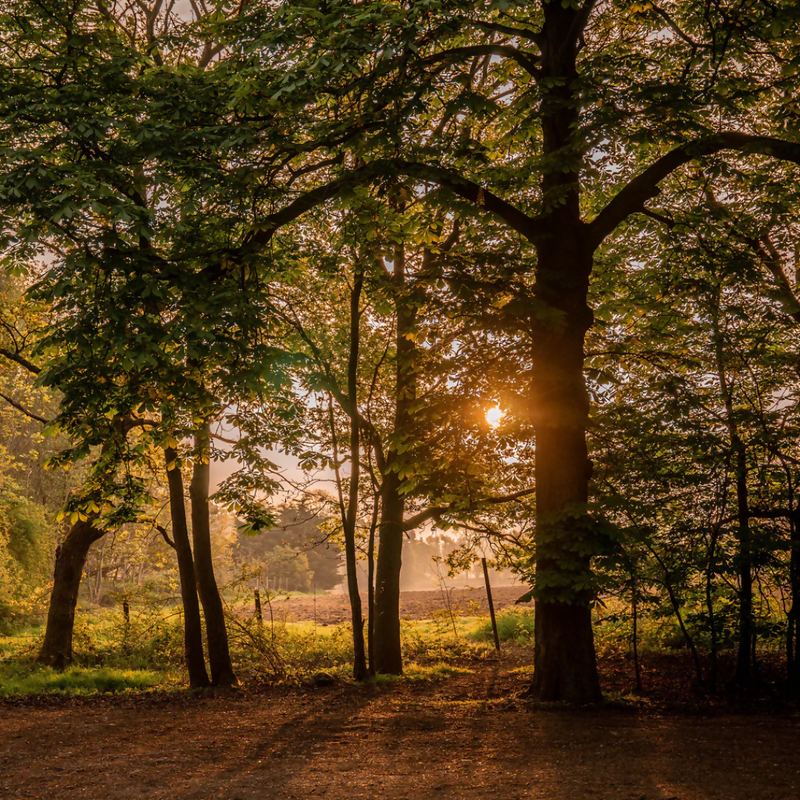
264;585;531;625
1;662;798;800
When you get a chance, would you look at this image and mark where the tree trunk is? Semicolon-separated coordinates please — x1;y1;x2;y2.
367;486;378;676
189;422;237;687
373;470;405;674
734;439;753;687
789;508;800;691
37;518;105;667
710;297;753;686
525;4;601;702
705;521;721;692
531;424;601;703
631;572;642;692
164;447;210;688
342;264;368;680
373;244;415;675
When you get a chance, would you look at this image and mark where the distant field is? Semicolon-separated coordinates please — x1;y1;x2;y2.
253;585;532;625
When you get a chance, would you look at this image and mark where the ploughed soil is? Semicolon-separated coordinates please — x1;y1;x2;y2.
2;651;799;800
259;584;532;625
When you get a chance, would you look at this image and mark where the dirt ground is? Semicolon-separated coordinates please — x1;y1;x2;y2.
261;585;532;625
2;657;799;800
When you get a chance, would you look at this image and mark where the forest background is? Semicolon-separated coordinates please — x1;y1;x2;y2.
1;0;800;704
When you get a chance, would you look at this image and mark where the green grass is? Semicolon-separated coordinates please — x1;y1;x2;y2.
0;664;162;696
368;662;474;685
0;595;510;697
467;608;535;645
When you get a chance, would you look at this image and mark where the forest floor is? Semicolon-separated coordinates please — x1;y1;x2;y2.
1;649;799;800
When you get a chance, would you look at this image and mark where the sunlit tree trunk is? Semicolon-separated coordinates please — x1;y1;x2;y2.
190;422;237;687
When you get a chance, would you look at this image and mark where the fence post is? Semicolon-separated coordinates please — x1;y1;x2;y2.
482;557;501;653
254;588;263;626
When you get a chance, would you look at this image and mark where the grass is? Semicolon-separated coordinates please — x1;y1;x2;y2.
466;608;535;645
0;591;521;698
368;662;474;685
0;664;162;697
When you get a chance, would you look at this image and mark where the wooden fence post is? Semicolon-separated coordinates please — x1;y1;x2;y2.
482;557;501;653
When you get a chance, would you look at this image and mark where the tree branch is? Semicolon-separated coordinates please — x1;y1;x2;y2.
456;16;543;46
402;486;535;532
0;391;49;424
155;523;176;549
587;133;800;249
246;160;543;251
423;44;540;77
0;347;41;375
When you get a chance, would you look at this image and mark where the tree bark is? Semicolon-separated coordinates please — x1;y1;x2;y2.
526;3;601;703
374;243;415;675
37;518;105;667
189;422;237;687
164;447;210;688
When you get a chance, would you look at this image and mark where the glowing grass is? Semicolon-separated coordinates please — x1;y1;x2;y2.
368;662;474;685
0;665;162;696
467;609;535;644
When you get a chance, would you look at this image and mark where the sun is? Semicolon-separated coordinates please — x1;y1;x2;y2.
485;405;503;429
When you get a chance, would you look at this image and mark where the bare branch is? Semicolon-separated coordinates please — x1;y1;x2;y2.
155;523;176;549
456;16;543;47
246;160;543;251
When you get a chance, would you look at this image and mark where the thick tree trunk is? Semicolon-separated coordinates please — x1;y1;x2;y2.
373;470;405;674
525;3;601;703
164;447;210;688
189;423;237;687
374;244;415;675
531;423;601;703
37;518;105;667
